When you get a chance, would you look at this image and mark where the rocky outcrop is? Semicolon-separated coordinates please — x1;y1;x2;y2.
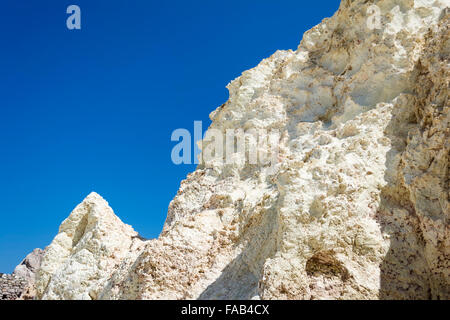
0;273;29;300
35;0;448;300
377;14;449;299
35;192;145;300
13;248;43;282
0;249;43;300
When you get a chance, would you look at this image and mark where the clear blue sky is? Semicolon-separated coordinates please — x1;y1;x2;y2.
0;0;340;272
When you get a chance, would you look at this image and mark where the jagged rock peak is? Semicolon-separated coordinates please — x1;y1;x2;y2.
35;192;145;300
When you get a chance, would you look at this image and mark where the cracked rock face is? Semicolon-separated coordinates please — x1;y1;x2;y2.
36;0;449;300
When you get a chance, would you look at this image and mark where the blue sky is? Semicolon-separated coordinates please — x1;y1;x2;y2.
0;0;340;272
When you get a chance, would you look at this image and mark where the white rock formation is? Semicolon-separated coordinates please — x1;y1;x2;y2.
36;193;145;300
36;0;449;300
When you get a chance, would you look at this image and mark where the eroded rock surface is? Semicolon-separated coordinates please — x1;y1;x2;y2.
0;273;29;300
35;193;145;300
35;0;449;300
13;248;43;282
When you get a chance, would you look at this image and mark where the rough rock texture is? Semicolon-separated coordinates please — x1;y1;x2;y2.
35;193;145;300
13;248;43;282
35;0;448;300
0;249;43;300
0;273;29;300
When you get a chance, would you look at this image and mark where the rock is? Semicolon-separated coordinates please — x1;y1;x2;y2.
35;192;145;300
0;274;29;300
0;248;43;300
13;248;43;282
35;0;449;300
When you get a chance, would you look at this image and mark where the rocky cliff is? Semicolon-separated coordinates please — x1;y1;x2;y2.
34;0;448;300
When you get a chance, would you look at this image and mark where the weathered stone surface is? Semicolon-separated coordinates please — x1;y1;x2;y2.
34;0;449;300
13;248;43;282
0;273;28;300
0;249;43;300
35;192;145;300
